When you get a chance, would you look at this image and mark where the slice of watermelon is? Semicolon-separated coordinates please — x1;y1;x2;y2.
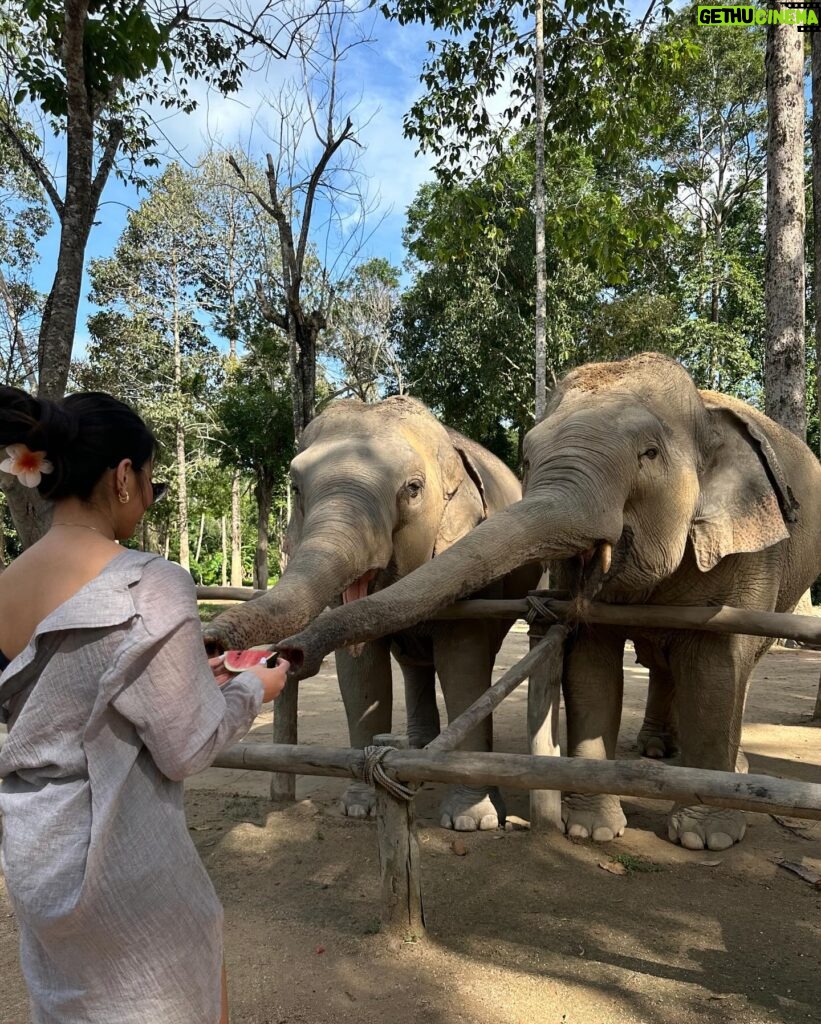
223;648;277;673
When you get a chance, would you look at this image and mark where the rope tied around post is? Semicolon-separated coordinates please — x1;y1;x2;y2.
360;745;416;802
525;593;561;627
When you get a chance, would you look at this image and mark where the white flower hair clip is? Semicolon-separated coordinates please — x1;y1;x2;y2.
0;444;54;488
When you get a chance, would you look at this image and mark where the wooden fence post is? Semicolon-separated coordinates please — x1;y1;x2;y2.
270;680;298;802
527;622;566;831
372;733;425;942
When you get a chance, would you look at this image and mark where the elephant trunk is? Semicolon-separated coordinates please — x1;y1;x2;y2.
279;494;622;677
202;528;380;652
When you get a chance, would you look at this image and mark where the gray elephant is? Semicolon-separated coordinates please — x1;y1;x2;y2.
203;396;539;829
279;353;821;852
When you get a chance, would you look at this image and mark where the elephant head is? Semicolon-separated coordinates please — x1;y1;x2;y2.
280;353;805;674
203;395;514;652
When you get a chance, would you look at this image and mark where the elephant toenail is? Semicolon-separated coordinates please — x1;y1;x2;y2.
680;831;704;850
592;827;615;842
567;824;589;839
454;816;479;832
707;833;733;851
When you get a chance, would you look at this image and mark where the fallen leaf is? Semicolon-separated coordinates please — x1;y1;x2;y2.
699;860;723;867
598;860;627;876
774;859;821;888
451;839;468;856
771;815;816;840
315;945;325;955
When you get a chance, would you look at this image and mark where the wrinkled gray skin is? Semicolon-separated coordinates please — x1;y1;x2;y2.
279;354;821;852
203;396;539;830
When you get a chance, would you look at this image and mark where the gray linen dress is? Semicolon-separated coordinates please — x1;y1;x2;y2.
0;549;264;1024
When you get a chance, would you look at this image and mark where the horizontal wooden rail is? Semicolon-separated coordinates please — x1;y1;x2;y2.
432;598;821;645
197;586;265;601
211;742;821;821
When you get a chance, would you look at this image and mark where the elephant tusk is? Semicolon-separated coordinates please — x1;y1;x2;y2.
600;542;612;575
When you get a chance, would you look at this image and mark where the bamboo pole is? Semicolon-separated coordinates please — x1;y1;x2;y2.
527;621;565;831
425;625;569;754
371;734;425;940
209;742;821;822
432;598;821;645
196;586;265;601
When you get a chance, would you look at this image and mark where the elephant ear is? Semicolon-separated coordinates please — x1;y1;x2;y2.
690;398;800;572
433;441;488;556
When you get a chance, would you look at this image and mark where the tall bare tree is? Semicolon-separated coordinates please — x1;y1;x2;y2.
229;9;378;441
764;14;806;439
0;0;327;547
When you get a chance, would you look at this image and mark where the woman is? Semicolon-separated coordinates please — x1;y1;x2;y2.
0;386;287;1024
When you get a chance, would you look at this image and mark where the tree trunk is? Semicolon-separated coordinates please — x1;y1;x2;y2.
175;418;190;570
0;481;51;549
195;512;206;564
172;297;190;570
813;30;821;459
533;0;547;423
253;466;274;590
231;470;243;586
221;514;228;587
765;16;807;440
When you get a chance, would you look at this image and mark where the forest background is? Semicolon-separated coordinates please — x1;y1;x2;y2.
1;0;818;593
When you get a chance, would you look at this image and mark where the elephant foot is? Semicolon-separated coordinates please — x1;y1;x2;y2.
668;805;746;851
340;781;376;819
439;785;506;831
636;725;679;760
562;794;626;842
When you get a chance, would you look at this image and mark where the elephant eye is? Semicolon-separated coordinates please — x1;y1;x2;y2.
405;479;424;498
641;447;659;461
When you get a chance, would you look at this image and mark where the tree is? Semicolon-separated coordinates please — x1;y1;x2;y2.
764;12;807;439
0;0;325;545
87;164;222;569
0;107;49;391
228;7;378;441
323;258;401;401
215;340;293;589
195;151;284;585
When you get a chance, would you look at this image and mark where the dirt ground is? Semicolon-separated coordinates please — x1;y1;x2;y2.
1;627;820;1024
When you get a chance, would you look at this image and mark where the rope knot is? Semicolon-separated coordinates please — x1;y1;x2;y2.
360;745;415;802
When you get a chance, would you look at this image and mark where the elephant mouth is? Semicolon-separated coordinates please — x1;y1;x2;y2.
341;568;379;605
576;528;633;598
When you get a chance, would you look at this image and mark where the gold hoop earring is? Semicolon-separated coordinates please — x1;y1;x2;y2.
118;490;130;505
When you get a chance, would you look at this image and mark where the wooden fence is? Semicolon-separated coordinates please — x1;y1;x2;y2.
209;598;821;939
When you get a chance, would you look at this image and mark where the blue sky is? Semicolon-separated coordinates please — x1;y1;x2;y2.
29;0;668;356
31;8;441;354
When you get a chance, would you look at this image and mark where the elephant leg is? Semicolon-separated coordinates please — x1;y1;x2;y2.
666;633;756;851
562;629;627;842
637;665;679;759
400;661;439;748
335;639;393;819
433;621;505;832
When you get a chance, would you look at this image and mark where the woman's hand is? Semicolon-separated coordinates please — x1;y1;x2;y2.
209;653;289;703
247;657;290;703
209;655;233;687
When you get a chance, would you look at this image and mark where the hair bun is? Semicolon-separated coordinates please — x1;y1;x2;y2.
29;399;81;455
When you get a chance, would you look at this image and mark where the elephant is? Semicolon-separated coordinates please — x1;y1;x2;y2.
203;395;540;830
277;353;821;852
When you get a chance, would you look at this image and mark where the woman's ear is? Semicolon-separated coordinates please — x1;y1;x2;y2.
434;440;488;556
690;397;799;572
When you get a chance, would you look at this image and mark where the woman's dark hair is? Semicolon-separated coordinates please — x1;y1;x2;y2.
0;386;156;501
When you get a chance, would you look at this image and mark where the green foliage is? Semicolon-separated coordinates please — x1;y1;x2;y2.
382;0;691;188
324;257;402;400
1;1;271;182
